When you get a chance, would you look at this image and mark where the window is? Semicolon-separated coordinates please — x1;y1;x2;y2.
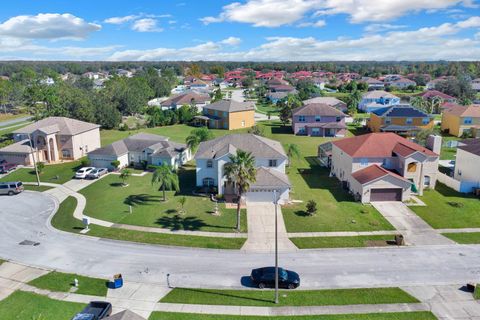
203;178;214;186
360;158;368;166
62;149;71;158
406;118;413;124
241;120;245;127
464;117;473;124
336;116;341;122
298;127;306;134
385;117;391;125
269;159;277;167
422;118;430;125
315;115;321;122
298;115;306;122
206;160;213;168
214;110;218;116
312;128;320;136
408;162;417;172
223;111;227;117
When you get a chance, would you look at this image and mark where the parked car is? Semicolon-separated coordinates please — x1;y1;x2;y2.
0;163;17;174
86;168;108;179
75;167;95;179
71;301;112;320
250;267;300;289
0;181;24;196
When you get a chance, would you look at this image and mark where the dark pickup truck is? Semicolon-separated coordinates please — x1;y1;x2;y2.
71;301;112;320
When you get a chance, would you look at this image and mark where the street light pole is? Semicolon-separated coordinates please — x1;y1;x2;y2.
27;133;41;186
273;189;279;304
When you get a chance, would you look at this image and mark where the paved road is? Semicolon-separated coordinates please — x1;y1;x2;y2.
2;192;480;291
0;116;31;127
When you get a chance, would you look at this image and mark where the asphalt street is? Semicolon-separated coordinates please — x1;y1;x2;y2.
1;192;480;290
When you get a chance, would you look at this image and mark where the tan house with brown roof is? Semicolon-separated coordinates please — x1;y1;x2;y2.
0;117;100;165
194;99;255;130
441;104;480;137
330;133;439;203
160;92;210;111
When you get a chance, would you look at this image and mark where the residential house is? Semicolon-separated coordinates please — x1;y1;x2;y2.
387;78;416;89
195;134;290;204
0;117;100;165
330;132;439;203
425;76;454;90
415;90;457;105
266;91;288;104
188;79;210;91
441;104;480;137
194;99;255;130
39;77;55;86
88;133;190;170
362;77;385;90
471;78;480;92
303;97;348;112
453;139;480;193
358;90;401;113
292;103;347;137
160;92;210;111
367;104;434;136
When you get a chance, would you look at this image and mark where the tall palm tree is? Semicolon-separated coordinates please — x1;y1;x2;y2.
151;164;180;201
410;96;427;112
224;150;257;232
186;127;214;153
286;144;301;167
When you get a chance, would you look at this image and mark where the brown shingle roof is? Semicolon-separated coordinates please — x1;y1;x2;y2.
444;105;480;117
352;164;411;185
204;100;254;113
160;92;210;106
303;97;347;107
292;103;346;117
416;90;455;100
458;138;480;156
362;90;399;99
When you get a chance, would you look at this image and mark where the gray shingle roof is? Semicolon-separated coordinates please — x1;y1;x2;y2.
195;134;287;160
0;139;33;154
303;97;346;107
292;103;346;117
204;100;255;113
12;117;100;135
251;167;291;188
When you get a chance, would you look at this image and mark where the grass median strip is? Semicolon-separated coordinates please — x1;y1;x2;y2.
0;291;85;320
23;185;54;192
28;271;108;296
159;287;419;306
290;235;397;249
52;196;246;249
149;312;437;320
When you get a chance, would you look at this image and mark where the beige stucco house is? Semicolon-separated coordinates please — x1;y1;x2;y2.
0;117;100;165
330;132;439;203
453;139;480;193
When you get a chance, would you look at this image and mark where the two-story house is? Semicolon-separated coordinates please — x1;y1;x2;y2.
303;97;348;112
415;90;457;105
367;105;434;136
194;100;255;130
160;92;211;111
330;133;439;203
292;103;347;137
441;104;480;137
195;134;290;204
88;133;190;170
359;91;401;113
453;139;480;193
0;117;100;165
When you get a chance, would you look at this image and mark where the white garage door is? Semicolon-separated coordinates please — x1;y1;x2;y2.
246;189;275;203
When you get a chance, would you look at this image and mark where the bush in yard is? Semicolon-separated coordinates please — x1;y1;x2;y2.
81;158;91;167
36;162;45;174
447;201;464;208
111;160;120;170
178;196;187;214
119;169;131;186
306;200;317;216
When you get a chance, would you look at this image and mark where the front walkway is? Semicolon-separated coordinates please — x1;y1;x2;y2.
371;202;455;246
242;202;297;252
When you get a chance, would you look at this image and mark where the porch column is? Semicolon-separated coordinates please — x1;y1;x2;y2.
46;140;51;162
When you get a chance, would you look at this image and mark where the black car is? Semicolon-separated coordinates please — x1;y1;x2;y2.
71;301;112;320
250;267;300;289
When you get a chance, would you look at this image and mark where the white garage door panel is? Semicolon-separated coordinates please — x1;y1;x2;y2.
246;190;274;203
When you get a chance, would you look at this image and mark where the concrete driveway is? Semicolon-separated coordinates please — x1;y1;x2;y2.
371;202;455;246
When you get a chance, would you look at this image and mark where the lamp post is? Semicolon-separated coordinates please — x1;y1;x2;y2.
27;133;41;186
273;189;279;304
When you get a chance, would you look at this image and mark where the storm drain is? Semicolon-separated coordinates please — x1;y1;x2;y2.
19;240;40;246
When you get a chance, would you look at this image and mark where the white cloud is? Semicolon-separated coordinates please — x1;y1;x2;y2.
201;0;475;27
0;13;101;40
364;24;407;33
104;15;139;24
132;18;163;32
298;20;326;28
220;36;242;46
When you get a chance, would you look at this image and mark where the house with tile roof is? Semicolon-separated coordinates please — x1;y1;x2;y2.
88;133;190;170
330;132;439;203
358;90;400;113
303;97;348;112
195;134;290;204
292;103;347;137
367;104;434;136
415;90;457;104
451;139;480;193
194;99;255;130
0;117;100;165
441;104;480;137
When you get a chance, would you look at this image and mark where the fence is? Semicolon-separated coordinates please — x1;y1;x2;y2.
437;172;461;192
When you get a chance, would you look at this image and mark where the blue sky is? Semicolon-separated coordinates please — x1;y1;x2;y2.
0;0;479;61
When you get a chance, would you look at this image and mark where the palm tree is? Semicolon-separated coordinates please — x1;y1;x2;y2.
119;169;131;186
286;144;301;167
186;127;214;153
151;164;180;201
224;150;257;232
410;96;427;112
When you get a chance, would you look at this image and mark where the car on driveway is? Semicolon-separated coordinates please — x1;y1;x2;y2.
0;163;17;174
86;168;108;179
250;266;300;289
0;181;24;196
71;301;112;320
75;167;95;179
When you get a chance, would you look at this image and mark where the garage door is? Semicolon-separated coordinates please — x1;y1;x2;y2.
246;189;275;203
370;188;402;201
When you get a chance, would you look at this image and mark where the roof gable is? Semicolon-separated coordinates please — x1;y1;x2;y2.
292;103;346;117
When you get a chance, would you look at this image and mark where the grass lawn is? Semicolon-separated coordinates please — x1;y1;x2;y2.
442;232;480;244
410;183;480;229
290;235;397;249
0;120;31;131
439;133;462;160
52;196;246;249
160;287;418;306
0;113;28;122
0;291;84;320
256;102;279;115
23;185;54;192
80;164;247;233
28;271;108;296
0;160;82;184
149;312;437;320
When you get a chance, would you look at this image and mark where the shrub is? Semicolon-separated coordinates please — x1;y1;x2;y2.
111;160;120;170
36;162;45;174
306;200;317;216
80;158;91;167
447;201;464;208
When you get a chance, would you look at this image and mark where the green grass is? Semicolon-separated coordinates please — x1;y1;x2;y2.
80;164;247;233
474;285;480;300
0;160;82;184
23;185;54;192
28;271;108;296
410;183;480;229
0;291;85;320
0;113;28;122
149;312;437;320
0;120;31;131
255;102;280;115
439;133;462;160
160;287;418;306
290;235;396;249
442;232;480;244
0;259;4;265
52;196;246;249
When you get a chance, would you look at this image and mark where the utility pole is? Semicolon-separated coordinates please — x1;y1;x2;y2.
27;133;41;186
273;189;279;304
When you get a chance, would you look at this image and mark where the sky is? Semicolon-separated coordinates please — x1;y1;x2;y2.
0;0;480;61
